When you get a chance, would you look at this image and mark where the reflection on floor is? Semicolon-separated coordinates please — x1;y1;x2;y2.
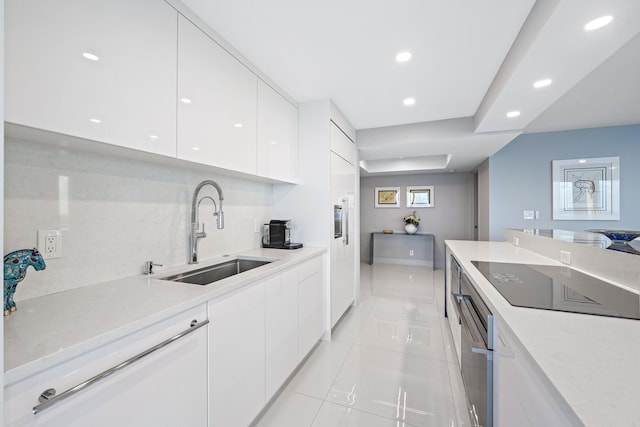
255;262;471;427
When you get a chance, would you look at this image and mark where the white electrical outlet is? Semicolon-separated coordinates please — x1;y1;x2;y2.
38;230;62;259
523;210;534;220
535;211;540;219
409;250;414;256
560;250;571;265
512;237;519;247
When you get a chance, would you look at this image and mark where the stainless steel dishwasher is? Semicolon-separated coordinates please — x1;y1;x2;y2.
453;271;494;427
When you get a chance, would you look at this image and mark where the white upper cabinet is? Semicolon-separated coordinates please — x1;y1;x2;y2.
330;121;356;165
257;80;299;182
177;16;258;175
5;0;178;157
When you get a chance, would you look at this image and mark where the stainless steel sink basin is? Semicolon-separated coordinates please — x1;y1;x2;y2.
161;258;273;285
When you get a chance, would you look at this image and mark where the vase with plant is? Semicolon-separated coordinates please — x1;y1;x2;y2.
403;211;420;234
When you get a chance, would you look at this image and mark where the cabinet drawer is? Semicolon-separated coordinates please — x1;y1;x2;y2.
298;256;323;282
5;305;208;427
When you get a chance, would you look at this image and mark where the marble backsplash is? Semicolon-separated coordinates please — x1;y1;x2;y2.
4;138;274;302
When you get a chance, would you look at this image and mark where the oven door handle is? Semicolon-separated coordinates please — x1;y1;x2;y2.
459;299;490;354
452;292;470;302
450;293;468;324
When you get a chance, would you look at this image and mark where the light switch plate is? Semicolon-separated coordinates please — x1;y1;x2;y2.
560;250;571;265
512;237;519;246
523;210;535;220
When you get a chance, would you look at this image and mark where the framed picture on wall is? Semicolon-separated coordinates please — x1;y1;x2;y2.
406;185;434;208
552;156;619;220
374;187;400;208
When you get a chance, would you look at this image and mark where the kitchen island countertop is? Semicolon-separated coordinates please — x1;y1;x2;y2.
446;239;640;427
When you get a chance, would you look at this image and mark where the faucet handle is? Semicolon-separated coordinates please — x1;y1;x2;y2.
194;222;207;239
143;261;163;275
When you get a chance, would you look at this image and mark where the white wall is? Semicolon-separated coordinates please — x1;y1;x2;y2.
4;138;273;302
360;172;474;268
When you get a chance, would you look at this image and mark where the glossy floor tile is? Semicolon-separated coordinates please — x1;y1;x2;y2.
255;391;322;427
256;263;471;427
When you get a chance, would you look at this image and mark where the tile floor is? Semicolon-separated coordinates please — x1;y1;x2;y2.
255;262;471;427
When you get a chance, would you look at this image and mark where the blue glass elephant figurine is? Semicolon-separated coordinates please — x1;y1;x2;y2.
4;248;46;316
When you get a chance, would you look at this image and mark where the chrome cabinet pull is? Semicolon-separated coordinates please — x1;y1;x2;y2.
32;319;209;415
343;197;349;245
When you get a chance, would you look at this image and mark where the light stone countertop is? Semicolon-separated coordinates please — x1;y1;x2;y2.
446;240;640;427
4;246;326;385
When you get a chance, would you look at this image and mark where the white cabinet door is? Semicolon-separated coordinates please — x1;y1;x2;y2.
5;0;178;157
494;320;573;427
330;121;355;165
256;79;299;182
177;16;258;175
209;283;265;427
297;256;325;360
4;305;208;427
265;270;299;400
330;151;356;327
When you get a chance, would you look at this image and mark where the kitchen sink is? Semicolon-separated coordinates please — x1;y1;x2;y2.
160;258;273;285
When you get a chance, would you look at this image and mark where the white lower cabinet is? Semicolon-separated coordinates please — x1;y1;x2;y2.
297;256;324;360
4;305;208;427
209;253;324;424
494;319;573;426
4;255;325;427
209;282;266;427
265;270;299;400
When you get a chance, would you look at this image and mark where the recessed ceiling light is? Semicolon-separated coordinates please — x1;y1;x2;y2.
180;98;192;104
579;159;587;164
192;147;200;151
506;111;520;118
89;118;102;123
271;141;278;145
234;123;243;128
396;51;412;62
584;15;613;31
403;98;416;106
533;78;552;88
82;52;99;61
149;135;159;140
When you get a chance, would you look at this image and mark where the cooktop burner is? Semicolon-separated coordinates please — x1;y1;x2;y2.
471;261;640;320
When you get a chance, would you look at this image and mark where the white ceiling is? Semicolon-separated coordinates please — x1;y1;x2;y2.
180;0;640;174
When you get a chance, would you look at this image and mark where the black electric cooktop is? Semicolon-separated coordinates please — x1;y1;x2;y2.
471;261;640;320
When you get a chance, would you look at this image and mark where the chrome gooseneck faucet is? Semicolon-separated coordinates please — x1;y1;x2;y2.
190;180;224;264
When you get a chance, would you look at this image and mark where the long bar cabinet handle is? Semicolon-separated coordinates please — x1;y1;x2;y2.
32;319;209;415
343;197;349;245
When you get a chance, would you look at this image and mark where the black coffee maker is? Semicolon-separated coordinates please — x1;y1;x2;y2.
262;220;303;249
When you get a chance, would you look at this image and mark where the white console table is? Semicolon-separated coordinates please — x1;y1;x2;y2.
370;232;435;269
